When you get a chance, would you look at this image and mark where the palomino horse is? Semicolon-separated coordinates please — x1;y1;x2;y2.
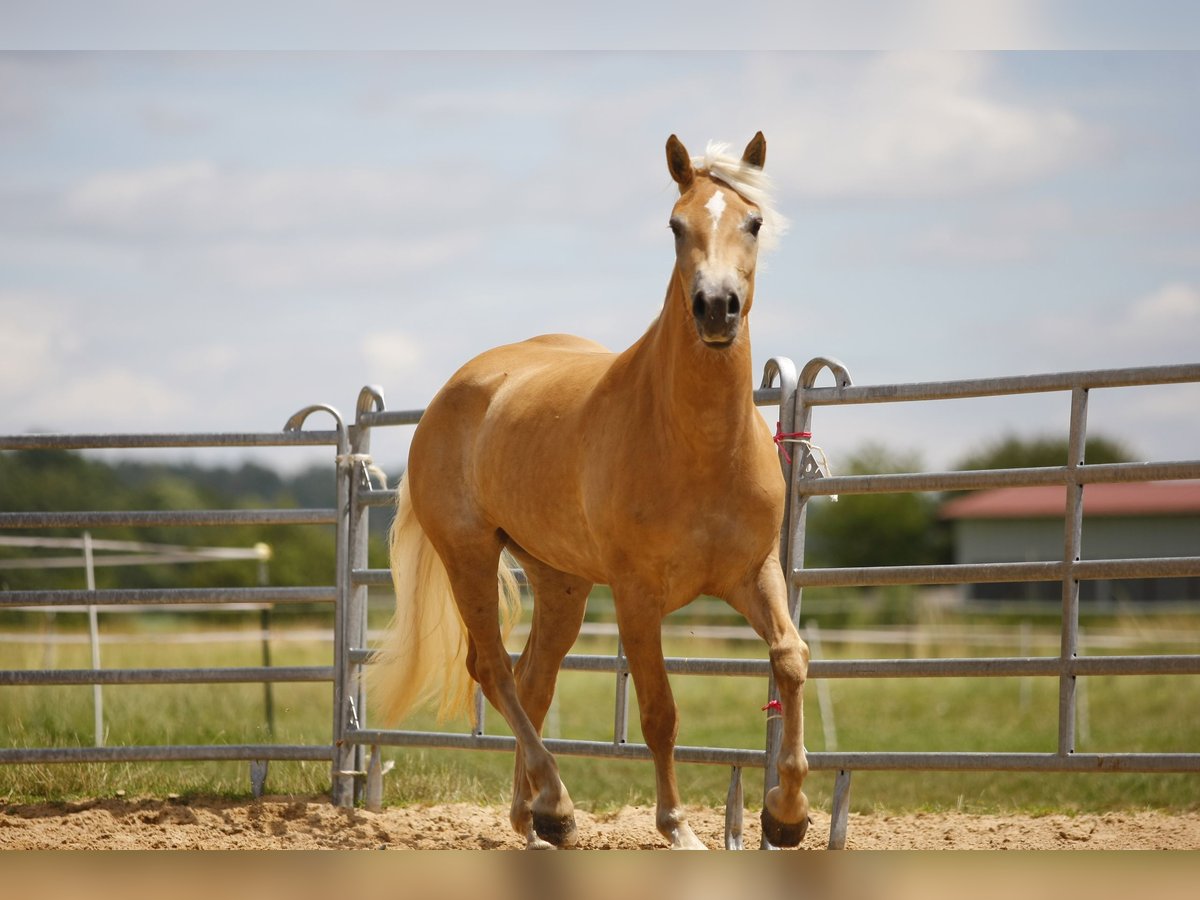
374;133;810;849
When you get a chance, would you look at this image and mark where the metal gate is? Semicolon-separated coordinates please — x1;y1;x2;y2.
3;358;1200;849
0;421;344;790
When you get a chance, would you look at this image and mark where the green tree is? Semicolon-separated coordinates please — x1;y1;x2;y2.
0;451;348;601
804;443;949;569
955;433;1135;471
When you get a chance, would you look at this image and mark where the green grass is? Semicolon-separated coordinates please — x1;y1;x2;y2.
2;611;1198;814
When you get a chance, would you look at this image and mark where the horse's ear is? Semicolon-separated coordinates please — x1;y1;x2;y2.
742;131;767;169
666;134;694;190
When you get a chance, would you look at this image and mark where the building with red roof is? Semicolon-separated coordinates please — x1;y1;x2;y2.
940;481;1200;605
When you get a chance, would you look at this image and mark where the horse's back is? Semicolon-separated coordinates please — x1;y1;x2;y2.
522;333;610;353
431;333;612;414
408;333;615;549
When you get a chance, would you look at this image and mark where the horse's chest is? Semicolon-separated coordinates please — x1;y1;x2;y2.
619;474;779;565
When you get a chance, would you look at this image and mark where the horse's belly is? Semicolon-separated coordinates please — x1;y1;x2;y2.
475;432;609;583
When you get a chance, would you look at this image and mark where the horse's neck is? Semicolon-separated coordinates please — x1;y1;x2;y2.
626;271;757;449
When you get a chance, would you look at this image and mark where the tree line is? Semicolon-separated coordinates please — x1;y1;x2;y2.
0;450;361;596
1;433;1133;597
805;434;1133;570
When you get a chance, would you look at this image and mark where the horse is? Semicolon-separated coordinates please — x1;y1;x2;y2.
373;132;811;850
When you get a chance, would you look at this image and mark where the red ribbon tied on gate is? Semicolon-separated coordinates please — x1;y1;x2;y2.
773;423;813;465
762;699;784;714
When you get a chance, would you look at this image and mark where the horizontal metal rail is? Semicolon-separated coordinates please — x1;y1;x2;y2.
348;648;1200;679
351;568;391;586
0;431;340;450
357;489;395;509
817;654;1200;678
801;362;1200;406
0;552;268;571
809;752;1200;773
0;509;337;529
0;745;334;764
356;409;424;428
793;556;1200;589
348;729;767;768
0;666;334;686
346;729;1200;774
0;586;336;608
802;460;1200;497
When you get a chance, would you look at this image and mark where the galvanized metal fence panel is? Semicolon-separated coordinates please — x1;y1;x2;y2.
0;423;344;782
3;358;1198;849
773;359;1200;847
337;358;1200;850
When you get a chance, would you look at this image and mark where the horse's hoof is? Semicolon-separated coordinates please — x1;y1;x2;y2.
761;808;810;848
532;812;578;848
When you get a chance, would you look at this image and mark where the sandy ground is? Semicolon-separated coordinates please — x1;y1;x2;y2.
2;797;1198;850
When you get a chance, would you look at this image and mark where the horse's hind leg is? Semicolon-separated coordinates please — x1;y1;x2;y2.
507;554;591;847
726;557;811;847
442;540;580;848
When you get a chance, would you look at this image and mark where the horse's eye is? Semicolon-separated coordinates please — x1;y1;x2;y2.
747;215;763;237
668;218;684;238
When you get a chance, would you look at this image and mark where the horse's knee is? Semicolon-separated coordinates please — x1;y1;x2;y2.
770;634;809;688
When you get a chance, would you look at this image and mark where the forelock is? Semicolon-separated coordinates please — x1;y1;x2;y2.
692;140;788;253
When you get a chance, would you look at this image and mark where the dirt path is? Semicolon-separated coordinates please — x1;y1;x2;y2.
2;797;1198;849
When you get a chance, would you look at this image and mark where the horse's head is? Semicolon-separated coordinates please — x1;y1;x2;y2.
665;132;773;349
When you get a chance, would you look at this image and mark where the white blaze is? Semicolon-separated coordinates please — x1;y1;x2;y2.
705;189;726;236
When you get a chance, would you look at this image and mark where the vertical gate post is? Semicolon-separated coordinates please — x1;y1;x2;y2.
724;766;744;850
613;638;630;746
346;387;386;803
827;769;852;849
760;357;851;849
1058;385;1089;756
284;403;353;806
82;531;104;747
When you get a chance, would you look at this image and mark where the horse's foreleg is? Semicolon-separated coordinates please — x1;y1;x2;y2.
613;589;707;850
447;559;578;848
727;559;811;847
508;564;590;848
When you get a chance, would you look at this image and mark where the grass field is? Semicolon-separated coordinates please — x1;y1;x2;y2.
2;599;1198;815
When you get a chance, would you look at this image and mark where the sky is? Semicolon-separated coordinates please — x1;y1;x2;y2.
1;23;1198;477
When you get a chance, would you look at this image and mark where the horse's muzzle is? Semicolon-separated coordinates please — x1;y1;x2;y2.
692;289;741;346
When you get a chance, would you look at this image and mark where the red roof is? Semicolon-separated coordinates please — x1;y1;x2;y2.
940;480;1200;520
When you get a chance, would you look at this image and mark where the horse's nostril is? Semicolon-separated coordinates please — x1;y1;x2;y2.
727;293;740;316
692;292;707;319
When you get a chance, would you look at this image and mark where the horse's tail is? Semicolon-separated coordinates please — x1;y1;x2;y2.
370;474;522;725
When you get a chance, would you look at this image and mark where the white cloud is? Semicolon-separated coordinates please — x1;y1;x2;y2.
186;235;473;291
906;227;1034;264
0;292;78;394
3;1;1065;53
139;102;212;137
51;368;184;427
764;53;1092;199
59;162;495;238
891;0;1050;48
1034;282;1200;366
173;343;239;378
362;330;426;385
1129;282;1200;325
904;200;1074;264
